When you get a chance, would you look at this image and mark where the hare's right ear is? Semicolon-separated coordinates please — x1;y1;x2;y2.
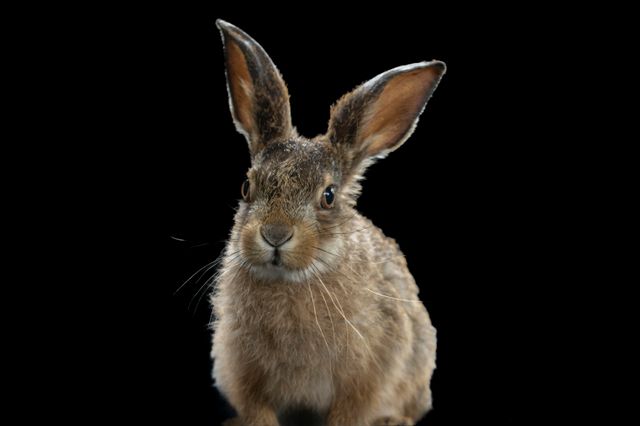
216;20;292;156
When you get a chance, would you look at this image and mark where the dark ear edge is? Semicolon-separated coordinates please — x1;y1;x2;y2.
216;20;293;155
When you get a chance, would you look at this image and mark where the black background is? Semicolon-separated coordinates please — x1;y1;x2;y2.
65;4;560;425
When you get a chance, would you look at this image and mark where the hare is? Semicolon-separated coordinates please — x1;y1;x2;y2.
211;20;446;426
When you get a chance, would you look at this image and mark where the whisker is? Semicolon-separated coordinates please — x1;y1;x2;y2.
308;264;349;360
193;263;233;314
312;246;340;258
317;225;372;237
306;281;334;386
363;288;422;303
317;283;337;350
170;235;214;249
198;251;251;316
369;259;395;265
309;264;383;373
310;254;351;294
189;270;220;313
341;260;366;282
190;242;211;248
309;266;362;342
174;257;219;295
321;213;358;231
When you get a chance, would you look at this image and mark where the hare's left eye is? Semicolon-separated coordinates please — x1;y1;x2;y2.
241;179;250;201
321;185;336;209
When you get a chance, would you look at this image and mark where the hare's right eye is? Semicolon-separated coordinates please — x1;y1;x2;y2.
241;179;250;201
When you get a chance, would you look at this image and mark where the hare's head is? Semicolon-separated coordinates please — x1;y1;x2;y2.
217;20;445;282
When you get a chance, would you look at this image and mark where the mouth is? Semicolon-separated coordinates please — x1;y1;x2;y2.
270;249;283;267
252;248;303;277
241;247;324;283
248;252;301;282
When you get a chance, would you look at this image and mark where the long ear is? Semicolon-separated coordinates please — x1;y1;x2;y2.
327;61;445;172
216;20;293;156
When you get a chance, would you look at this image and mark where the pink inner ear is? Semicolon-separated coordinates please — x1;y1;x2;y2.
227;40;256;139
360;67;441;157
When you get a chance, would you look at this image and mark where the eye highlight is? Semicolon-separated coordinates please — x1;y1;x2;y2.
321;185;336;209
241;179;250;201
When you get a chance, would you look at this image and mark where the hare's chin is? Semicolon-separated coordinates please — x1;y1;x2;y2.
250;263;306;282
248;263;316;284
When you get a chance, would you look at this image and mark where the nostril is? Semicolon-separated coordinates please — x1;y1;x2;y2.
260;223;294;247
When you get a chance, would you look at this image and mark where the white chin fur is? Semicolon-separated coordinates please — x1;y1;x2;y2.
249;263;312;283
247;255;329;284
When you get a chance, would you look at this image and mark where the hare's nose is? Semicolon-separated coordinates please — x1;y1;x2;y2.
260;223;294;248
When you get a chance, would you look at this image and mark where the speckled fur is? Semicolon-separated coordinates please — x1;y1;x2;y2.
212;20;446;426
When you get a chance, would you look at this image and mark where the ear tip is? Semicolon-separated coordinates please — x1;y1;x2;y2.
215;19;231;42
215;19;232;31
390;61;447;79
419;60;447;75
432;60;447;74
215;20;255;48
216;19;242;40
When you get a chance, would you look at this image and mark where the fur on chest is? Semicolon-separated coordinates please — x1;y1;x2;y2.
223;282;338;408
230;283;340;357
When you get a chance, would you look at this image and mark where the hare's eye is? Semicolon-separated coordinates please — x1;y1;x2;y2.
321;185;336;209
241;179;250;201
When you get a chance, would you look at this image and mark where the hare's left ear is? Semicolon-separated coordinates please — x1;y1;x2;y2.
216;20;292;157
327;61;445;170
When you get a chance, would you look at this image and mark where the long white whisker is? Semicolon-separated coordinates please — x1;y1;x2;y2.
311;253;350;294
317;281;337;349
363;288;422;303
310;267;365;345
309;264;384;373
306;281;334;386
209;255;250;320
189;270;219;312
308;264;350;360
174;259;216;295
187;250;250;314
175;248;243;296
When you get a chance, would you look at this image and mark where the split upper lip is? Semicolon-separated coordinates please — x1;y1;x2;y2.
270;250;282;266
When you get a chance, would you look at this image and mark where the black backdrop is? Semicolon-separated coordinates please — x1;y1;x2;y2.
80;4;555;425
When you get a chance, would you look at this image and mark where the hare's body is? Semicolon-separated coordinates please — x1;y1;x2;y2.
213;214;436;424
210;20;445;426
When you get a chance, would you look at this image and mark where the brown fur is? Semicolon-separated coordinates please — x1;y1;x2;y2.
212;20;446;426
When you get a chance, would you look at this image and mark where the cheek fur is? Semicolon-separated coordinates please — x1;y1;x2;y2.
239;220;269;264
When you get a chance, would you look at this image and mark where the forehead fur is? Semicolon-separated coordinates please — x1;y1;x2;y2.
252;138;339;194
